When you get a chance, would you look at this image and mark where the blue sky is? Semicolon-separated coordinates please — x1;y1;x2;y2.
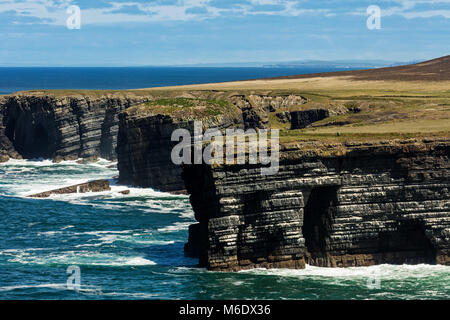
0;0;449;66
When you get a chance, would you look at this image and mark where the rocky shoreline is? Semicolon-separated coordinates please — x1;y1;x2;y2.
1;89;449;272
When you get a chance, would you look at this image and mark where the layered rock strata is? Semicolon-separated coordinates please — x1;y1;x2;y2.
116;93;308;191
229;94;307;129
0;93;152;161
1;91;307;164
117;98;243;192
183;138;450;271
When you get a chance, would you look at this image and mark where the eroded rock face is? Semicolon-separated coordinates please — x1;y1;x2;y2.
183;139;450;271
229;94;307;129
117;101;242;193
1;91;307;164
0;93;152;161
0;96;21;160
290;109;329;129
116;93;309;192
275;111;291;123
28;179;111;198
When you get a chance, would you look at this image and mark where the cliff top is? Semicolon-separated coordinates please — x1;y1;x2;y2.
123;97;242;122
4;56;449;144
276;91;450;143
279;137;450;159
8;89;153;98
144;56;449;143
5;87;449;143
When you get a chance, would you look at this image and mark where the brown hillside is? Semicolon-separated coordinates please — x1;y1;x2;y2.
269;55;450;82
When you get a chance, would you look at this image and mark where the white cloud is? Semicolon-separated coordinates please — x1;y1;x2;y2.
1;0;449;26
0;0;331;26
385;0;450;18
353;0;450;19
248;0;283;4
0;0;70;25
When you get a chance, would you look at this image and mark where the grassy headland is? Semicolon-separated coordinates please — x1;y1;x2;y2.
137;56;450;144
10;56;450;145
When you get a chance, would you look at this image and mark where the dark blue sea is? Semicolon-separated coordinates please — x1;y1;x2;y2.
0;66;350;94
0;67;449;300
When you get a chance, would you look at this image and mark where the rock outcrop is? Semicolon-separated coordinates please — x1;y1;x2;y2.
116;92;309;191
183;138;450;271
1;91;307;166
0;92;152;161
28;179;111;198
275;111;291;124
229;94;307;129
117;98;243;192
290;109;330;129
0;154;9;163
0;96;21;161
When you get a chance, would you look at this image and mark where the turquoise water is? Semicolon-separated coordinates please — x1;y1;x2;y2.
0;159;449;300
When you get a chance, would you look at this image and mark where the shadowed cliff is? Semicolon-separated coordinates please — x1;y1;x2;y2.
0;92;154;162
183;138;450;271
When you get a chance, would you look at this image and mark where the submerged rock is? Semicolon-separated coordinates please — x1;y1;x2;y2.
28;179;111;198
52;155;78;163
76;156;99;164
0;154;9;163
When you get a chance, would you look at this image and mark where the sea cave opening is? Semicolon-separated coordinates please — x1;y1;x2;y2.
302;186;339;258
25;124;52;159
378;220;437;264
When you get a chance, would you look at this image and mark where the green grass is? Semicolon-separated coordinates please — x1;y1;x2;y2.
126;97;240;120
265;87;450;143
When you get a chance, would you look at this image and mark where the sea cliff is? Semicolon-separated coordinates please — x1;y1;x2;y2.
0;92;152;162
116;92;310;192
116;97;243;192
1;56;449;273
183;138;450;271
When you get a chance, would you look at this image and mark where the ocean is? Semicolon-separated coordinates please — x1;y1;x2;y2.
0;159;449;300
0;67;449;300
0;66;351;94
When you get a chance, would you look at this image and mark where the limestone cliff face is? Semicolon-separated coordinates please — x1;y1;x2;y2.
117;113;195;193
0;96;20;162
228;94;307;129
0;93;151;161
116;92;309;191
183;139;450;271
117;99;243;193
1;91;307;164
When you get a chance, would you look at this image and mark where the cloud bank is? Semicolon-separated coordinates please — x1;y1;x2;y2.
0;0;449;26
